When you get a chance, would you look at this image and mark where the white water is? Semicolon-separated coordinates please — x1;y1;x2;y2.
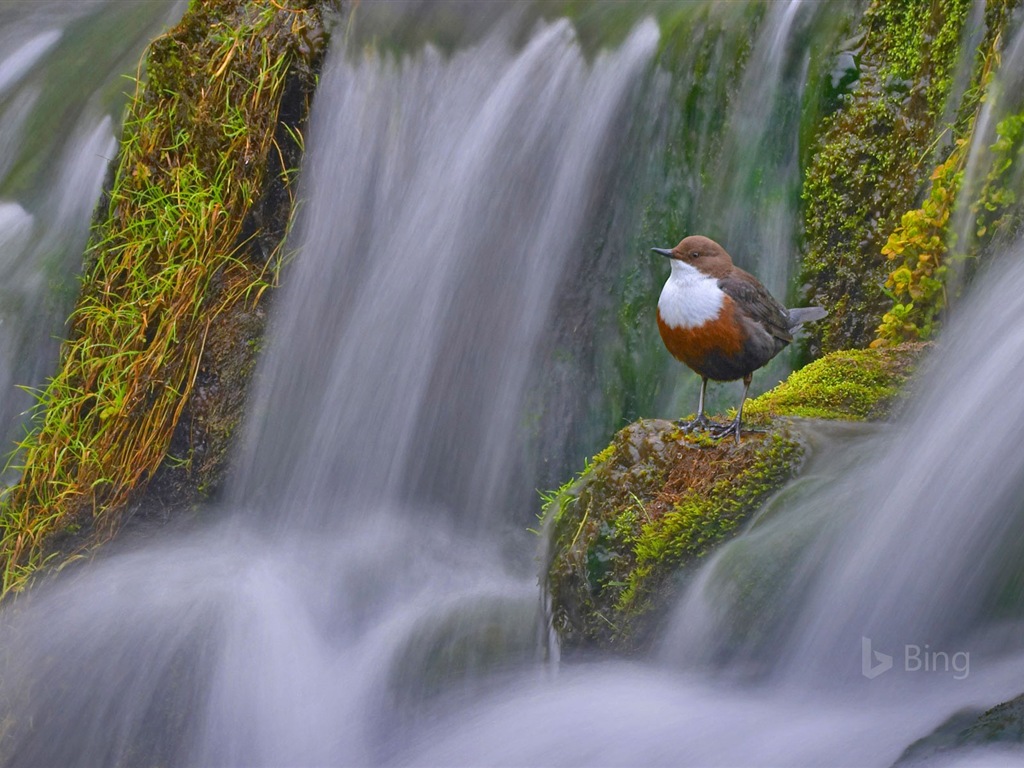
951;13;1024;270
232;17;659;527
0;14;665;766
2;4;1024;767
709;0;810;299
405;241;1024;768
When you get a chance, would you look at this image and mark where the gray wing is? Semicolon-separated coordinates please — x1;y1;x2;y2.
718;272;792;344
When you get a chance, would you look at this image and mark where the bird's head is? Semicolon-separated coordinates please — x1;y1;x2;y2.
651;235;733;277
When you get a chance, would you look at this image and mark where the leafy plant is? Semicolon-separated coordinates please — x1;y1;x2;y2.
800;0;973;352
974;112;1024;242
873;0;1022;347
873;148;963;345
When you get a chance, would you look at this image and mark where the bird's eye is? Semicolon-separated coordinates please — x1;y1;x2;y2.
691;251;700;258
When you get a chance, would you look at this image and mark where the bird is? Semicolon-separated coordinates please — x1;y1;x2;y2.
651;235;827;442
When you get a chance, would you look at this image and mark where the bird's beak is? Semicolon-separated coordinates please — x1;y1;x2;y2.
651;248;674;258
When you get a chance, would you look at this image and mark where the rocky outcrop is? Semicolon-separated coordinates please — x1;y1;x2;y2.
800;0;1018;353
542;343;926;655
0;0;336;596
896;693;1024;764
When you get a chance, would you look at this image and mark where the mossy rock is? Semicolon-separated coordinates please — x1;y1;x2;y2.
0;0;335;597
895;692;1024;764
543;419;805;654
745;341;927;423
940;693;1024;744
800;0;973;352
542;342;927;655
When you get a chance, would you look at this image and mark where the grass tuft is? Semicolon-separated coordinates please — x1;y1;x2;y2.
0;0;329;597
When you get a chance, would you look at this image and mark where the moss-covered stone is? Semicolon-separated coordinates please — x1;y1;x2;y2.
0;0;336;596
801;0;973;353
945;694;1024;744
744;342;927;423
543;342;927;654
871;0;1023;347
146;0;333;509
895;692;1024;764
543;418;804;654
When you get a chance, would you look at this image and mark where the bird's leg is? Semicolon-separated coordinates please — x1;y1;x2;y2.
711;373;752;443
679;377;714;433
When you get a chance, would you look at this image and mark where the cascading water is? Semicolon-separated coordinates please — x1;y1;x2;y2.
0;12;666;766
637;0;854;421
404;240;1024;768
705;0;810;299
952;9;1024;272
2;3;1024;767
232;16;660;529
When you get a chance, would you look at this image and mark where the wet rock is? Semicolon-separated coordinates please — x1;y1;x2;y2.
542;342;929;655
542;418;805;654
895;694;1024;765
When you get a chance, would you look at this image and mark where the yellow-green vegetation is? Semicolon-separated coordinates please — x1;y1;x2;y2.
543;420;803;653
543;343;927;653
0;0;331;597
873;0;1020;346
801;0;972;352
973;111;1024;247
744;343;926;423
873;152;963;345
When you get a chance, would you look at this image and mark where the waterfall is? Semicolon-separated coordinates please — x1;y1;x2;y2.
706;0;809;299
0;14;665;767
641;0;855;421
660;234;1024;681
951;16;1024;270
231;18;660;531
394;255;1024;768
1;2;1024;767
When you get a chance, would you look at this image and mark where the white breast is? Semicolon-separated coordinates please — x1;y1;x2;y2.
657;259;725;329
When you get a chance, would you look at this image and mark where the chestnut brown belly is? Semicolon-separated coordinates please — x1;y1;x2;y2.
657;305;752;382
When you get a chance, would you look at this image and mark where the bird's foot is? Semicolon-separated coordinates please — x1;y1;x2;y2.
677;413;731;434
709;418;742;444
677;413;712;433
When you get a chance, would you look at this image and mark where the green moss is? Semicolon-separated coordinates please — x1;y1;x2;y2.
543;342;927;655
0;0;332;597
543;419;804;654
801;0;973;352
973;111;1024;249
744;342;926;422
870;0;1023;346
615;431;802;619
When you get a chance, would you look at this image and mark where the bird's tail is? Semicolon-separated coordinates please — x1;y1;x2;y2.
787;306;827;331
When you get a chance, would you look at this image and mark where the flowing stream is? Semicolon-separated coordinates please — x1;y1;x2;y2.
1;3;1024;767
231;16;659;528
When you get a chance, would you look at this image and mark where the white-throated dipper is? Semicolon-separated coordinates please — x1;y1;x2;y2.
652;235;827;442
